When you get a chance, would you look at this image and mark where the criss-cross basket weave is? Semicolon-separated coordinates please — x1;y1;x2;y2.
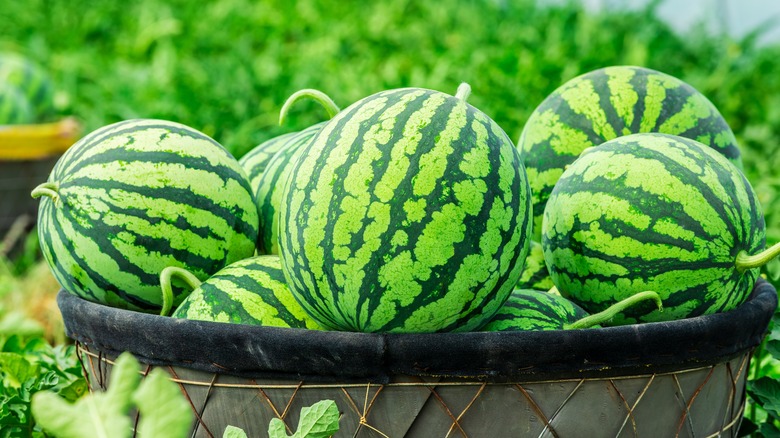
59;278;778;437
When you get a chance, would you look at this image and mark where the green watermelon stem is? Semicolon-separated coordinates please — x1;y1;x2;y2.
159;266;202;317
279;89;340;126
455;83;471;101
31;182;60;203
736;243;780;271
564;291;663;330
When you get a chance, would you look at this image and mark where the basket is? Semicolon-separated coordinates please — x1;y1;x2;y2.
0;118;80;250
59;279;778;437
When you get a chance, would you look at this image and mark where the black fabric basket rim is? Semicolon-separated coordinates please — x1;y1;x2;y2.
58;278;778;384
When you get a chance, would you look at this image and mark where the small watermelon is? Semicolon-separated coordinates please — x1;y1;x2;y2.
542;133;770;323
279;84;532;333
171;255;324;329
519;65;743;241
33;119;259;313
0;53;54;120
482;289;662;331
239;132;298;193
0;83;33;125
515;240;553;291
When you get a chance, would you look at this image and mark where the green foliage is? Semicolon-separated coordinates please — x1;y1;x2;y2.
0;336;86;437
30;352;192;438
268;400;340;438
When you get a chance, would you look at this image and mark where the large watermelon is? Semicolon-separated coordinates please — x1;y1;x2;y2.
519;66;743;241
33;119;259;312
279;84;532;333
171;255;324;329
542;133;766;323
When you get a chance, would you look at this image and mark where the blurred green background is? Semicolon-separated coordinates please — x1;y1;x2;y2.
1;0;780;434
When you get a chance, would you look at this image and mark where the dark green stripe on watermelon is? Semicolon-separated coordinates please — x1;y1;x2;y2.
36;119;259;312
542;133;763;323
172;256;323;329
519;65;743;242
481;289;590;331
279;87;531;333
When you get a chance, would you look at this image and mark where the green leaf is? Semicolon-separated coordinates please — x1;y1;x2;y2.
223;425;249;438
749;377;780;418
31;352;141;438
293;400;340;438
760;421;780;438
133;368;193;437
0;352;40;389
268;418;290;438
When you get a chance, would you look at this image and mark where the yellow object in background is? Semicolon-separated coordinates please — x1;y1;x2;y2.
0;117;81;160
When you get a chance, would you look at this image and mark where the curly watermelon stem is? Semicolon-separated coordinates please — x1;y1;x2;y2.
31;182;60;204
159;266;202;317
736;242;780;271
278;89;340;126
455;83;471;101
564;291;663;330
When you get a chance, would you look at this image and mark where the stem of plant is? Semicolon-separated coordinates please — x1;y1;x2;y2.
278;89;340;126
736;242;780;272
31;182;60;204
159;266;202;317
455;83;471;101
564;291;663;330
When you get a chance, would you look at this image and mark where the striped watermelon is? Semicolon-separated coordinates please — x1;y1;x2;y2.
238;132;298;194
515;240;553;291
254;122;324;254
171;255;324;329
542;133;766;324
0;53;54;120
519;65;743;241
0;83;33;125
33;119;259;313
279;84;532;333
482;289;662;331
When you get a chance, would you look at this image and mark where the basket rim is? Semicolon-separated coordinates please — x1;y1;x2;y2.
58;278;778;383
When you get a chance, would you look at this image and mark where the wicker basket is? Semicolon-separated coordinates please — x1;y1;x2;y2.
0;118;80;250
59;279;778;437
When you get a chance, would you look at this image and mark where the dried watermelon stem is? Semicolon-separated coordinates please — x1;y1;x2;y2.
736;242;780;271
564;291;663;330
159;266;202;317
279;89;340;126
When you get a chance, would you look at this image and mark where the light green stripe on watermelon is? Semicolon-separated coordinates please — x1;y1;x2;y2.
542;133;763;324
172;256;323;329
516;240;553;291
279;86;531;333
519;65;743;242
33;119;259;312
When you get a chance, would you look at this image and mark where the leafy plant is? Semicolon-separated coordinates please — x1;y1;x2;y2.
268;400;340;438
742;303;780;436
30;351;192;438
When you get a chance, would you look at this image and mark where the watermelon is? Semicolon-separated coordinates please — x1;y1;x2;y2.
519;65;743;241
0;53;54;120
32;119;259;313
171;255;324;329
255;122;324;255
279;84;532;333
542;133;770;324
515;240;553;291
482;289;662;331
238;132;298;194
0;83;33;125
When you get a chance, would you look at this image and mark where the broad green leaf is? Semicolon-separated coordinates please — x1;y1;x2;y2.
133;368;193;437
0;353;40;389
293;400;340;438
223;425;249;438
268;418;289;438
760;421;780;438
749;377;780;418
31;352;141;438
